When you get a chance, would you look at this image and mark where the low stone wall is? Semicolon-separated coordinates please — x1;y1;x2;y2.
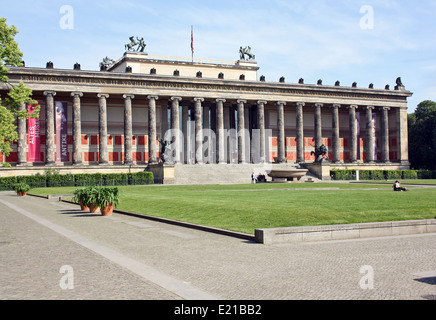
255;219;436;244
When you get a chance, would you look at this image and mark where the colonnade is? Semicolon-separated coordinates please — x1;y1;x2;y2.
14;91;405;166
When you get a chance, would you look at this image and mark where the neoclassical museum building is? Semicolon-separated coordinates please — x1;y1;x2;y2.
0;47;412;183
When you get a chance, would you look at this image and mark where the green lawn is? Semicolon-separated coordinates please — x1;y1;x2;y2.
29;182;436;234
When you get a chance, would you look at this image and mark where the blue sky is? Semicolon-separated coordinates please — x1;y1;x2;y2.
2;0;435;112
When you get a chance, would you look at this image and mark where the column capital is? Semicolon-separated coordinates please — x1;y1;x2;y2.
276;101;287;106
216;98;226;103
123;94;135;100
147;95;159;100
381;106;391;111
314;103;323;108
97;93;109;99
364;105;375;110
331;104;341;109
71;91;83;98
347;105;358;110
237;99;246;104
170;96;182;102
257;100;267;105
193;97;204;103
44;90;56;97
296;102;305;107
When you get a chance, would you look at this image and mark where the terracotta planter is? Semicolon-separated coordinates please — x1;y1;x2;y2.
101;204;114;216
79;202;89;211
88;203;100;213
17;192;27;196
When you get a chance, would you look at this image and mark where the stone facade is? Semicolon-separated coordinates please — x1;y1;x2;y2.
0;52;413;177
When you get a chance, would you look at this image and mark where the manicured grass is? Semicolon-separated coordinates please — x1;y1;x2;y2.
28;181;436;234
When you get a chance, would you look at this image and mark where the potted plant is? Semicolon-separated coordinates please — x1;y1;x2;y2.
73;188;89;211
94;186;119;216
85;186;100;213
13;182;31;196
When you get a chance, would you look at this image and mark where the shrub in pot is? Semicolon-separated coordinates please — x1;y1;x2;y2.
85;186;100;213
73;188;89;211
94;187;119;216
73;186;100;213
13;183;31;196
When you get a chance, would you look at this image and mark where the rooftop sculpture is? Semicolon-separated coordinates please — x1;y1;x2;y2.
125;36;146;53
239;46;255;60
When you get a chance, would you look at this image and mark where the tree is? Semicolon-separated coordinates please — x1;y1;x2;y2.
408;100;436;170
0;17;38;166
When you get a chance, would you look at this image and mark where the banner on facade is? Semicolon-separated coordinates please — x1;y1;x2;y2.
27;103;41;162
55;102;68;162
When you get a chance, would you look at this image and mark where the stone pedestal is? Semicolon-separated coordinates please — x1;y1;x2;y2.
301;162;331;180
148;163;175;185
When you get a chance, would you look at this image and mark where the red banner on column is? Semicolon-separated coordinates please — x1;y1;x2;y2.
55;102;68;162
28;104;41;162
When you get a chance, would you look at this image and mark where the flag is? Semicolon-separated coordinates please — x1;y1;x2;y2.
191;26;194;57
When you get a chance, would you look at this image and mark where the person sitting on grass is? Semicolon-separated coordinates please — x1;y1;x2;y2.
393;180;408;192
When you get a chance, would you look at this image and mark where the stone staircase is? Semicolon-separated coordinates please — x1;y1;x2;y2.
173;163;320;185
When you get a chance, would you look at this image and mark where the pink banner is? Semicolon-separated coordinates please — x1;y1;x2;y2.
28;104;41;162
55;102;68;162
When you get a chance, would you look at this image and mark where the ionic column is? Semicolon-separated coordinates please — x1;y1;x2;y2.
348;105;358;163
16;102;27;166
381;106;390;163
331;104;341;163
122;94;134;165
216;99;226;164
365;106;375;163
44;91;56;165
182;102;189;164
194;98;204;164
147;95;158;164
71;92;83;165
314;103;323;148
97;93;109;164
170;97;182;163
296;102;305;163
257;101;266;163
277;101;286;163
237;100;246;163
396;106;410;165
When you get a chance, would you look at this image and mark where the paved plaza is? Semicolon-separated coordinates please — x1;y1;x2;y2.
0;191;435;301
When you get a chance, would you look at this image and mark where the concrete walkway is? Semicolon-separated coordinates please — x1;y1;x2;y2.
0;191;435;300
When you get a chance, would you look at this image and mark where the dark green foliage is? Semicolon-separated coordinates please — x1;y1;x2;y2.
331;169;432;181
0;171;154;190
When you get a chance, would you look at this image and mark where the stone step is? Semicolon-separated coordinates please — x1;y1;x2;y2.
172;163;319;185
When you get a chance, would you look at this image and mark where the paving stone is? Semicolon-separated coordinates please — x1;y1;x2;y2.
0;191;435;300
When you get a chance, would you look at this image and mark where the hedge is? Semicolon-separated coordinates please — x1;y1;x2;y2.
331;169;435;181
0;171;154;191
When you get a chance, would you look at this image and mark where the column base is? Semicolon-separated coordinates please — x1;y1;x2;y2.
16;163;29;167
